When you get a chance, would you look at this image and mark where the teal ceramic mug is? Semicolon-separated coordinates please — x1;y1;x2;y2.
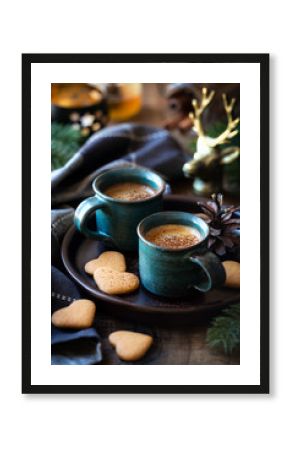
74;166;166;251
137;211;226;296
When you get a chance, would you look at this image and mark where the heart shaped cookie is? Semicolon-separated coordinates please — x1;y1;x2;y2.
85;251;126;275
109;330;153;361
51;299;96;329
222;261;240;288
93;267;139;295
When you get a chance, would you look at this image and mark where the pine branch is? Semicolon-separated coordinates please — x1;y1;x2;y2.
51;122;84;170
206;303;240;354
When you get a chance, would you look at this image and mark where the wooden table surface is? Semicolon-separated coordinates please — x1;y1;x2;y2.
94;84;240;365
95;177;240;365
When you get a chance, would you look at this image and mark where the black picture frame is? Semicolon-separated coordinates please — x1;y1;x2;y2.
22;53;269;394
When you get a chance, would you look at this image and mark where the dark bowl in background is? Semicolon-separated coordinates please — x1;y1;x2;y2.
51;83;108;134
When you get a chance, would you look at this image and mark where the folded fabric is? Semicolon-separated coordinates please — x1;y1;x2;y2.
51;209;75;267
51;266;102;365
52;123;188;207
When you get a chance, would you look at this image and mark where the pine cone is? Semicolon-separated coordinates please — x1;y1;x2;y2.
196;193;240;257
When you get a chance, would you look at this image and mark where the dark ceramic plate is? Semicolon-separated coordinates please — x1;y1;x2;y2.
61;195;239;325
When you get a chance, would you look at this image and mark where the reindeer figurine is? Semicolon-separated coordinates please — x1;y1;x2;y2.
183;87;240;194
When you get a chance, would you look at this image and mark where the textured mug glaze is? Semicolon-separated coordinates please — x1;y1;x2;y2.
137;211;226;296
74;166;166;251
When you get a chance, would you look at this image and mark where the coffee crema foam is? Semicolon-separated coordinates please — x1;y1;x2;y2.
104;182;156;201
145;224;201;249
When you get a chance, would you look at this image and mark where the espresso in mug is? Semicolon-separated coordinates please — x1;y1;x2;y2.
74;166;166;251
104;182;157;201
145;224;201;249
138;211;225;296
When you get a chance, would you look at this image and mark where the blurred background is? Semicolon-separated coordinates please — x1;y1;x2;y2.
51;83;240;198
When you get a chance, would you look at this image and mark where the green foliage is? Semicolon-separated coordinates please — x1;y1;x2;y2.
188;121;240;154
223;154;240;190
207;120;228;139
188;121;227;154
206;303;240;354
51;122;84;170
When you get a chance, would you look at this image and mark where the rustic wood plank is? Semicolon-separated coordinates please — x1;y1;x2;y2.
95;313;240;365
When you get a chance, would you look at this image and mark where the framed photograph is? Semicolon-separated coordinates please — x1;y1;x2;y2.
22;53;269;394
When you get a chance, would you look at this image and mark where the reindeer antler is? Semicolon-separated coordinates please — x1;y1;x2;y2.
189;88;240;149
189;87;215;137
208;94;240;147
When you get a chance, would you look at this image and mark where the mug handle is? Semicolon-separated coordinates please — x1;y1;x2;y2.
74;197;114;245
188;252;226;292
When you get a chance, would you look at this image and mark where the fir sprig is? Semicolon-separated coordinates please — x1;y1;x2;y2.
206;303;240;354
51;122;84;170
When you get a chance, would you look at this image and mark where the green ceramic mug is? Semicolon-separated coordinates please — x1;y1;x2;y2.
137;211;226;296
74;166;166;251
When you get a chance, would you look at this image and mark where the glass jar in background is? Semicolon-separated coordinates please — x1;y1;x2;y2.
103;83;143;122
